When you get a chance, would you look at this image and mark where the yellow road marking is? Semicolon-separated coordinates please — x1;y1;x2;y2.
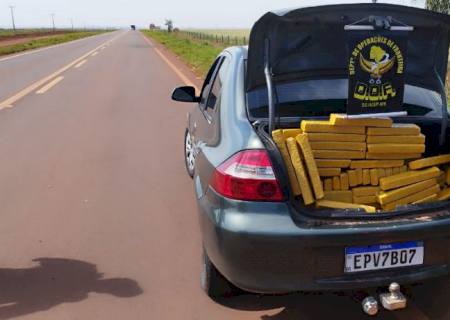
0;32;124;110
140;33;199;92
36;76;64;94
74;60;87;68
91;51;99;57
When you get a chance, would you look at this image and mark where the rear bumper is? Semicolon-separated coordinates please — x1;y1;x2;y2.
198;189;450;293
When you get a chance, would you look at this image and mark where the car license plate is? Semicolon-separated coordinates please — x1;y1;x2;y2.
345;241;424;273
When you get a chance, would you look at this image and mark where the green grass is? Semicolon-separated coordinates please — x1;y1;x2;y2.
0;31;107;56
142;30;223;77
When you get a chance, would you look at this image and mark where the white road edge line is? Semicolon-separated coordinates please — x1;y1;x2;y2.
36;76;64;94
74;60;87;69
140;33;200;92
0;32;125;110
91;51;99;56
0;31;119;63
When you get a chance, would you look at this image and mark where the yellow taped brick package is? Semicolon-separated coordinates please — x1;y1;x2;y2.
348;170;358;187
382;185;440;211
286;138;315;205
377;179;437;205
447;168;450;185
379;167;441;191
385;168;393;177
296;134;324;200
363;169;371;185
413;194;438;205
378;168;386;178
318;168;341;177
350;160;404;169
367;134;426;144
356;168;363;185
324;178;333;191
282;129;302;139
316;200;376;213
438;188;450;201
333;176;341;190
340;173;349;191
315;159;351;168
353;186;380;197
400;166;407;172
313;150;366;159
323;191;353;203
408;154;450;170
301;120;365;134
354;195;377;205
367;123;421;136
310;141;366;151
330;114;393;127
272;130;302;196
305;133;366;142
366;153;422;160
370;169;379;186
367;144;425;154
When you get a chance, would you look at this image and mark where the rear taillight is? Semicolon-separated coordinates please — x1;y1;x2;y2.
210;150;284;202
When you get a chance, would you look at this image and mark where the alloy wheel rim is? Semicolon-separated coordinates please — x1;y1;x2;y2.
185;132;195;172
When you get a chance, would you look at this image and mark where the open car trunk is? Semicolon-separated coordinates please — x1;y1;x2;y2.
255;119;450;219
246;4;450;218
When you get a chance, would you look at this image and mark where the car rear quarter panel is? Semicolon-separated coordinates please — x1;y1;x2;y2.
194;47;264;199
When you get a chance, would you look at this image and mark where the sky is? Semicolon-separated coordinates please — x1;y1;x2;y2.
0;0;426;30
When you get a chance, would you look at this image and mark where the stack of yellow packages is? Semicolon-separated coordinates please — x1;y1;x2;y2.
272;113;450;213
377;155;450;210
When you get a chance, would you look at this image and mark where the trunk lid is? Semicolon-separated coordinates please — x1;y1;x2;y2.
246;3;450;94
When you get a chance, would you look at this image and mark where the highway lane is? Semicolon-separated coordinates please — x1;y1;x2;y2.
0;30;122;104
0;30;448;320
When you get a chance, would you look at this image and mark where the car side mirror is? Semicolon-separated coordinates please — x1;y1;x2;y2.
171;86;200;103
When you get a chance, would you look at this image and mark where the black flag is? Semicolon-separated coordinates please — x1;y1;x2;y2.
347;31;408;115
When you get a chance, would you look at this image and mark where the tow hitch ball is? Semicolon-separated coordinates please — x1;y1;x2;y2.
362;283;407;316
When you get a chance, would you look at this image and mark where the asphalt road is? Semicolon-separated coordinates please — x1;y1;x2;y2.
0;30;448;320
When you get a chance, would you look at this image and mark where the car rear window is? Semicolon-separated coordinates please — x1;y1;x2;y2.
247;79;443;119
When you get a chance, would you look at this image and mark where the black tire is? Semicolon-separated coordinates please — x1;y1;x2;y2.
184;129;195;178
201;249;236;298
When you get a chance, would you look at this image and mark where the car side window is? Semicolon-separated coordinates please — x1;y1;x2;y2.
199;57;223;108
205;57;230;120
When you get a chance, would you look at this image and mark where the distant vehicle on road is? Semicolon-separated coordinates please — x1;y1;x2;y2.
130;25;136;30
171;2;450;306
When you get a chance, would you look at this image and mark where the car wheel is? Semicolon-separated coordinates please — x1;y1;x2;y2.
184;129;195;178
201;249;235;298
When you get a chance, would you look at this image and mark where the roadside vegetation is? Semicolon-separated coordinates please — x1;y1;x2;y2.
142;30;224;77
0;30;108;56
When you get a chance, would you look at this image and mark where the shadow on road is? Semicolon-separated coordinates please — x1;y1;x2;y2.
0;258;143;319
217;277;449;320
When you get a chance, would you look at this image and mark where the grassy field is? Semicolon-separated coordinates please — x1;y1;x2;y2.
0;31;107;56
0;29;45;37
142;30;223;77
185;29;250;37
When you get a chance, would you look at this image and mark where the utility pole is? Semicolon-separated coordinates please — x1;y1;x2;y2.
9;6;16;32
71;18;74;31
51;13;55;32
